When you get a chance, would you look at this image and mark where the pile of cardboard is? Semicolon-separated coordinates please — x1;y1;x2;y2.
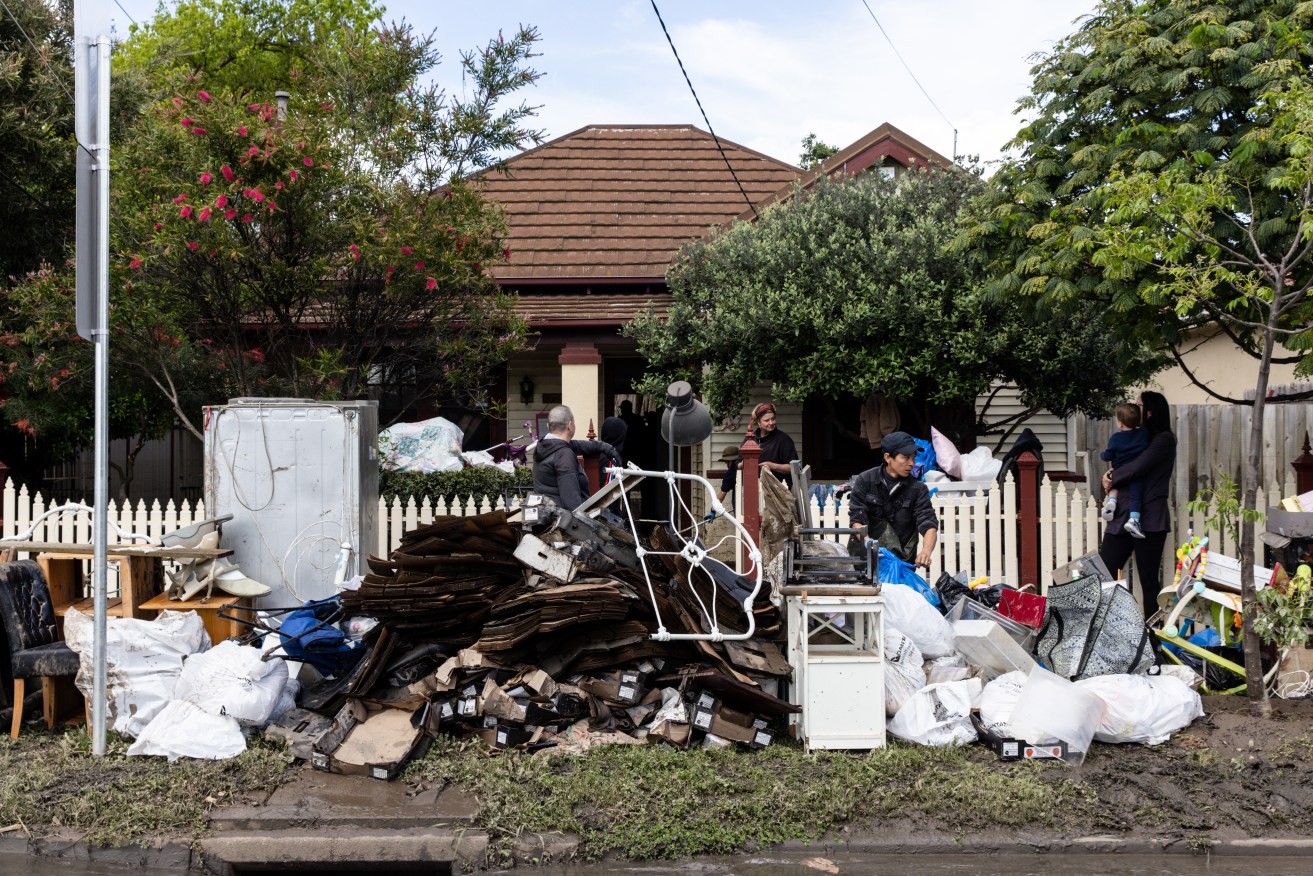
275;503;795;777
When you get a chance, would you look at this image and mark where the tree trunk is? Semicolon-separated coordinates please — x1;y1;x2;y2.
1240;321;1275;717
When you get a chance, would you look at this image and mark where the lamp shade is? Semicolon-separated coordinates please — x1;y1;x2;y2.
660;380;713;447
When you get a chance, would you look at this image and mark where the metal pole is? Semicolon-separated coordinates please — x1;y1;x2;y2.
90;33;111;756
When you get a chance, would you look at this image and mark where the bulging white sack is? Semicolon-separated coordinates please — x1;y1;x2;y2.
127;700;245;761
887;678;982;746
883;627;925;717
882;582;955;658
175;639;289;727
977;670;1030;739
64;608;210;738
1075;673;1203;745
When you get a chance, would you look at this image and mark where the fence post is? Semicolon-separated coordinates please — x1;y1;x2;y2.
740;429;761;574
1294;432;1313;495
581;419;601;496
1016;451;1042;589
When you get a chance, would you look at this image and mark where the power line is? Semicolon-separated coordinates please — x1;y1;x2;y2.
649;0;759;219
858;0;958;157
113;0;136;25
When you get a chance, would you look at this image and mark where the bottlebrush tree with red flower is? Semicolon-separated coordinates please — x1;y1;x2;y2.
107;19;540;439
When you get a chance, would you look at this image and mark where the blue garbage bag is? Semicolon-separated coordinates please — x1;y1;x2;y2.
877;547;940;608
277;596;365;676
912;438;936;480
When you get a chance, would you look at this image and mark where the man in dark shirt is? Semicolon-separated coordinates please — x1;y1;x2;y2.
531;405;621;510
847;431;939;566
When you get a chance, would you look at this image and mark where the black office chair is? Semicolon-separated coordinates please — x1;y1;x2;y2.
0;560;81;739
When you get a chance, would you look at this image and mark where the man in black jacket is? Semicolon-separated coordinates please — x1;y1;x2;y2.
847;431;939;566
531;405;621;510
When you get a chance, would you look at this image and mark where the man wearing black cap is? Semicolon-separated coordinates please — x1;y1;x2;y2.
847;430;938;566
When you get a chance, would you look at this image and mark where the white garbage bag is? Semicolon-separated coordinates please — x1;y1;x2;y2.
959;446;1002;482
379;416;465;473
925;654;973;685
127;700;246;761
1009;665;1107;763
977;670;1030;739
882;582;955;658
887;678;982;746
883;627;925;716
1074;673;1203;745
174;639;289;727
64;608;210;738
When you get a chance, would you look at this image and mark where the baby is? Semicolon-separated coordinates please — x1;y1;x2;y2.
1100;402;1148;538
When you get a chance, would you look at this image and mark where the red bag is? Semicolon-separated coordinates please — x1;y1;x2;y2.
998;588;1047;629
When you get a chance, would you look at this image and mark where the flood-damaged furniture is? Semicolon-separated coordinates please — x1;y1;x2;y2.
0;560;81;738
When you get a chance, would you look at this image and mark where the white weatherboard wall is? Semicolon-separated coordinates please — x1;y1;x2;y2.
204;399;379;607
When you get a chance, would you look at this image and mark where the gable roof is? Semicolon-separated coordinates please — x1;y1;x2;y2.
479;125;799;283
741;122;954;219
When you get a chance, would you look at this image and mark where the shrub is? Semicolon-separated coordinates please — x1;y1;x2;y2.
380;465;532;505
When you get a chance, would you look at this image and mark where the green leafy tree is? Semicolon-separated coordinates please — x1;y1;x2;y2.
0;0;74;285
975;0;1313;709
626;167;1160;443
798;133;838;170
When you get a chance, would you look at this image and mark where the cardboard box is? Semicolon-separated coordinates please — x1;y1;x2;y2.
313;705;430;781
309;700;368;771
266;708;336;761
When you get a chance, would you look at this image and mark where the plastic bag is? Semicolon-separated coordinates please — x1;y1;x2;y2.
887;679;981;746
175;639;289;727
912;438;936;480
959;446;1002;482
127;700;246;761
378;416;465;473
878;548;940;608
1009;665;1108;763
883;627;925;717
882;582;955;659
64;608;210;738
977;671;1029;739
1074;673;1203;745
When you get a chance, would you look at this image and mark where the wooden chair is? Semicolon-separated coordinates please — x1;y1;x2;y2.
0;560;81;738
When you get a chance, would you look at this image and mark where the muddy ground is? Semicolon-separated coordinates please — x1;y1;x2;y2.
951;695;1313;846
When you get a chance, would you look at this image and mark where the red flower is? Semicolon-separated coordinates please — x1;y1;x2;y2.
303;157;313;167
224;209;237;220
180;205;193;218
425;278;436;290
415;261;424;270
221;165;234;181
248;103;262;112
248;348;265;363
153;223;162;231
187;241;199;251
197;90;212;102
191;127;206;135
289;170;299;181
400;246;412;255
180;117;192;127
246;145;260;158
502;248;511;259
242;213;253;223
129;258;142;269
274;182;284;189
472;263;481;271
199;171;212;185
238;126;248;136
249;188;265;203
199;207;212;221
215;194;228;208
173;193;188;204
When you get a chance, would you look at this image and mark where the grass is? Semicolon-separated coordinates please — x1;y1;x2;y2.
0;726;294;847
404;734;1096;863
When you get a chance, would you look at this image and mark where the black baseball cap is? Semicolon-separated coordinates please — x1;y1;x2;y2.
881;430;919;457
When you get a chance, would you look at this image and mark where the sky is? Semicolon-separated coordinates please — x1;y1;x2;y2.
108;0;1099;168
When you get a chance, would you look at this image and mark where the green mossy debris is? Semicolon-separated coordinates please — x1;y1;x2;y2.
0;727;294;847
404;735;1096;862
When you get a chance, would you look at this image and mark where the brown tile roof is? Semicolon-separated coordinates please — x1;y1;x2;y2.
480;125;799;282
512;289;672;327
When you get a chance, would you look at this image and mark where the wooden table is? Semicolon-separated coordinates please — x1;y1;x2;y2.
0;540;234;626
138;592;252;644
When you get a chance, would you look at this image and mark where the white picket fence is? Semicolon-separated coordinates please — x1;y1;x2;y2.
2;474;1294;597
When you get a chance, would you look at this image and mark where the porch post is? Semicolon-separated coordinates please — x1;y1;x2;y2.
582;419;601;495
1016;451;1042;589
741;429;761;574
1293;432;1313;495
558;343;601;434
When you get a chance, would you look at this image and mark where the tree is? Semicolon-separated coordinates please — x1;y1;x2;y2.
798;133;838;170
0;0;74;285
626;167;1160;443
3;4;544;483
975;0;1313;710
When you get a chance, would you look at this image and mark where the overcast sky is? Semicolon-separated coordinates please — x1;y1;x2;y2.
110;0;1099;168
